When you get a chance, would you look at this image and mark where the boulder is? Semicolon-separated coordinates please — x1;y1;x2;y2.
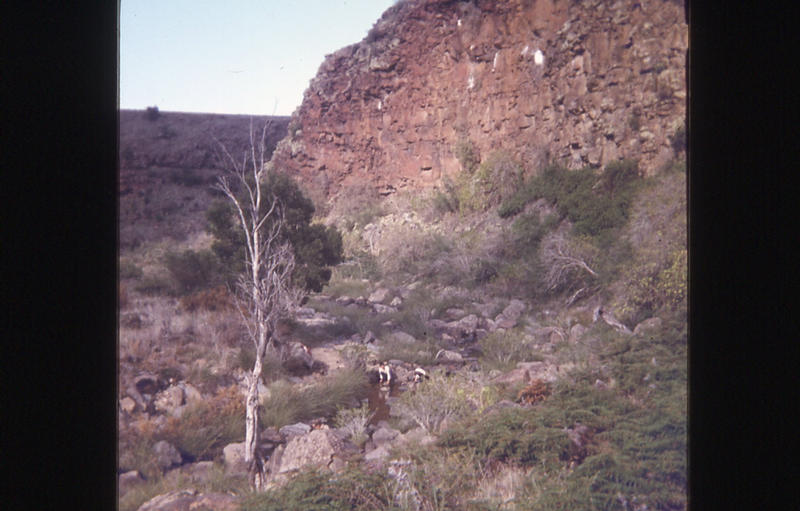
364;445;391;463
279;422;312;440
394;427;436;447
435;349;463;363
495;300;526;328
118;470;145;497
372;425;400;447
119;396;137;414
516;361;560;382
136;489;238;511
154;385;184;415
222;442;248;475
368;288;391;303
153;440;182;471
373;303;399;314
390;296;403;307
179;383;203;406
441;314;479;341
387;331;417;345
634;317;663;336
275;429;353;476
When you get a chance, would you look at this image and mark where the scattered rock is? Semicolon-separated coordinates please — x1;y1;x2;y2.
368;288;391;304
153;440;182;471
495;300;526;329
119;396;137;414
390;296;403;307
372;425;400;447
275;429;354;476
387;331;417;345
373;303;398;314
364;445;391;464
335;296;354;305
136;489;238;511
435;349;463;363
223;443;248;475
279;422;312;440
154;385;184;415
516;361;560;382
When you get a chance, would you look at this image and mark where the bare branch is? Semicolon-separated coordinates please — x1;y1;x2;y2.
541;232;598;291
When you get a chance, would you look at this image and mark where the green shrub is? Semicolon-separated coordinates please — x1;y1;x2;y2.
439;407;572;471
164;249;222;295
670;123;686;153
134;272;174;296
454;138;480;174
145;106;160;121
239;467;397;511
161;385;245;461
479;329;538;371
259;369;369;428
334;402;374;447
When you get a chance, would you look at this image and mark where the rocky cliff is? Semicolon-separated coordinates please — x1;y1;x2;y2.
271;0;687;199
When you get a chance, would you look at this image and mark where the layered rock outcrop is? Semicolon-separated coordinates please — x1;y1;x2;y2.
271;0;687;199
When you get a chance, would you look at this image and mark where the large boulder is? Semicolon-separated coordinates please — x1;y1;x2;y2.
368;288;391;304
153;441;182;471
279;422;312;440
371;425;400;447
516;361;560;383
494;300;526;329
272;429;355;477
222;442;248;475
444;314;479;341
136;489;238;511
154;385;184;415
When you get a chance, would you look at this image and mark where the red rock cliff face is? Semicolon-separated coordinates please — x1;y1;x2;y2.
271;0;687;199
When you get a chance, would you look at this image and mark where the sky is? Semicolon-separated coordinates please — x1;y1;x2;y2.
120;0;397;116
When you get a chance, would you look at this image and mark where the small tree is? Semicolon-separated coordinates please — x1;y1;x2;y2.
214;122;303;490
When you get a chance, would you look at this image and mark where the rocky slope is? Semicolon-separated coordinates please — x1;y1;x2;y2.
271;0;687;198
118;110;289;248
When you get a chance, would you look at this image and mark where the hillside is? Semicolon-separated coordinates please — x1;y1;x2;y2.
119;109;289;249
118;1;687;510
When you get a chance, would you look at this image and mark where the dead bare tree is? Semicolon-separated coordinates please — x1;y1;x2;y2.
541;232;598;292
214;121;300;491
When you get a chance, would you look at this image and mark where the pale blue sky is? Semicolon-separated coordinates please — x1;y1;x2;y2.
120;0;396;116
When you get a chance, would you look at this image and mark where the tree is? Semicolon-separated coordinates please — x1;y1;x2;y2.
207;166;343;292
212;121;340;490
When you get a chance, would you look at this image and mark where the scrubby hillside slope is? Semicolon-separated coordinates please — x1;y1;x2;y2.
118;2;686;510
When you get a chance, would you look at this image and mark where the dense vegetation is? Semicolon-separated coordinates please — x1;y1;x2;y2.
119;134;686;510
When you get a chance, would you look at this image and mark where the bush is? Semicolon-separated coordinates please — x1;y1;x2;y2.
160;384;245;461
334;402;374;447
239;467;396;511
670;124;686;154
439;407;572;471
164;249;222;295
454;138;480;174
145;106;160;121
177;285;232;312
479;330;538;371
393;372;489;433
259;369;369;428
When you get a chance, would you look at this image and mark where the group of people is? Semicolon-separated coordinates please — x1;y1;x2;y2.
378;361;429;386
